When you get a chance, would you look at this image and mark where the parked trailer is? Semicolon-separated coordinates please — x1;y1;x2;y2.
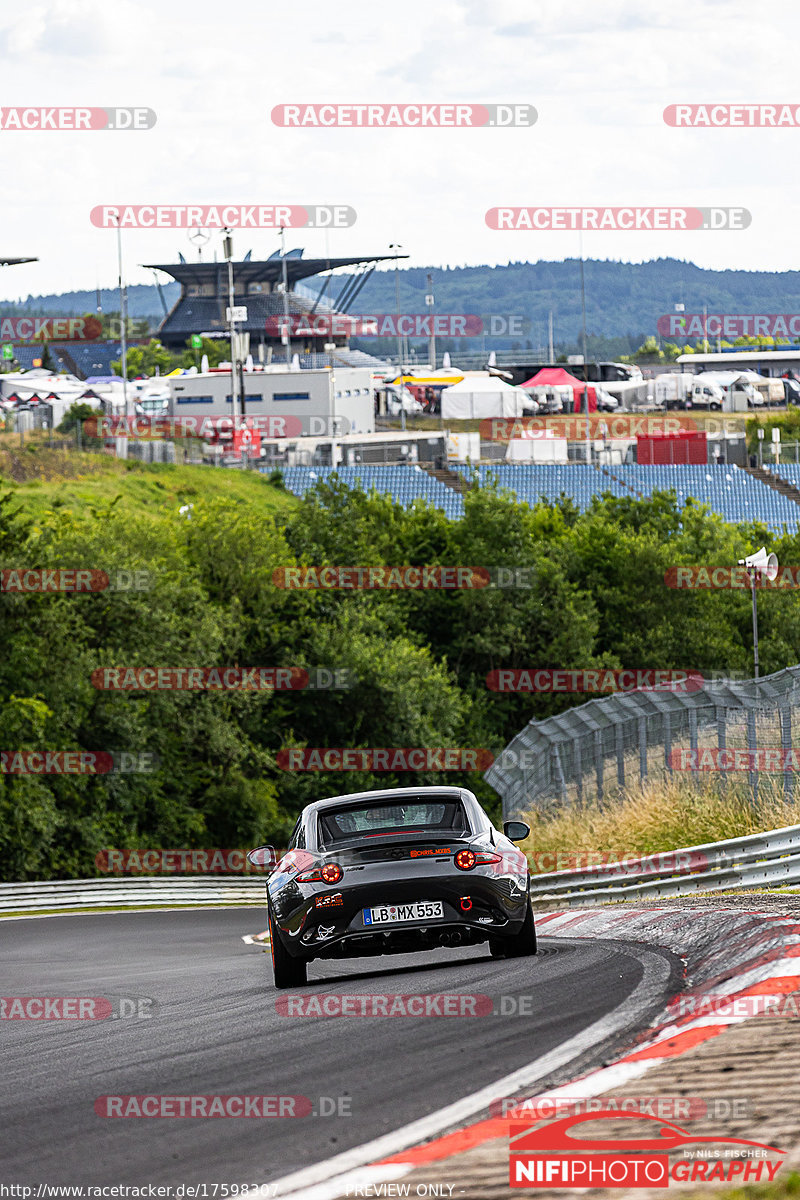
654;372;694;409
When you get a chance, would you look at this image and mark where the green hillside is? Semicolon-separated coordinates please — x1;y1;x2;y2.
13;257;800;354
0;442;297;522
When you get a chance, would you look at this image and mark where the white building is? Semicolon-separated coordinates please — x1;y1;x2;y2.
166;366;374;437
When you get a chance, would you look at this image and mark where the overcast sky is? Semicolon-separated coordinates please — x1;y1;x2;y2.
2;0;800;301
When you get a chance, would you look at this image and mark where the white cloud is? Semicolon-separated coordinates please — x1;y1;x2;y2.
1;0;800;300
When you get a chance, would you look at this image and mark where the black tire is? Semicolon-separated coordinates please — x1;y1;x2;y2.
268;905;308;988
489;900;537;959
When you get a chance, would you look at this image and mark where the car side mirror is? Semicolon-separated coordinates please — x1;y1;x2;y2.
246;845;277;869
503;821;530;842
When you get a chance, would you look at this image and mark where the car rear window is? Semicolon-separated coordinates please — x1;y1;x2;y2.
318;798;468;845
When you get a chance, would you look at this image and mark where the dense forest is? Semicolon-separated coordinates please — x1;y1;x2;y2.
2;465;800;881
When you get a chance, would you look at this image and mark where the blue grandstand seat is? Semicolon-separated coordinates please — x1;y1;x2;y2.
266;462;800;532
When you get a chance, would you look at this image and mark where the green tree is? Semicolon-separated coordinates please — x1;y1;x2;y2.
112;338;178;379
179;337;230;370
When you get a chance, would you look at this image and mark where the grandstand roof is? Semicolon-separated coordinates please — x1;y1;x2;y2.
143;254;404;288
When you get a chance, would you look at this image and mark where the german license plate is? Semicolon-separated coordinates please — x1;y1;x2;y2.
363;900;444;925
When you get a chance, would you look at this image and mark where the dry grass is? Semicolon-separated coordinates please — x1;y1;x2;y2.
520;775;800;870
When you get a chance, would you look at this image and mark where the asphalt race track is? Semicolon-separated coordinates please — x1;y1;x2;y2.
0;909;682;1185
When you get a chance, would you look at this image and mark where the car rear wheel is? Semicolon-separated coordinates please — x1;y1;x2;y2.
489;900;537;959
268;905;308;988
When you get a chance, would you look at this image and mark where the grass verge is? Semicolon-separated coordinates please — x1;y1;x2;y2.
520;777;800;872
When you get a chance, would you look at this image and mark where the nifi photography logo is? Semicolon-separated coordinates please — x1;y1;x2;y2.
509;1109;784;1188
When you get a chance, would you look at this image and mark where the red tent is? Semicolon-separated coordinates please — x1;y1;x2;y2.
521;367;597;412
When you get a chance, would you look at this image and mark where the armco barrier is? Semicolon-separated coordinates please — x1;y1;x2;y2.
3;823;800;914
0;876;267;914
528;822;800;905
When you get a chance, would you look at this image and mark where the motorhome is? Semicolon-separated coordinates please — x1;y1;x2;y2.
688;371;761;411
735;371;785;408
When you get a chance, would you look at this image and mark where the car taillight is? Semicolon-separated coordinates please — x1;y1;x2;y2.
296;864;343;883
296;862;344;884
455;849;502;871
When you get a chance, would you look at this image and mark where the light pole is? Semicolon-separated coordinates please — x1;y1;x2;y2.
114;216;129;418
390;243;403;367
579;233;590;465
738;547;778;678
390;243;405;431
280;226;292;366
426;272;435;370
223;230;244;464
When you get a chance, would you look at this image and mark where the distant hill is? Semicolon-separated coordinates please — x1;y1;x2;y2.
0;283;180;320
7;258;800;354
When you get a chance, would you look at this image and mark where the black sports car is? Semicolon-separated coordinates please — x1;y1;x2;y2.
247;785;536;988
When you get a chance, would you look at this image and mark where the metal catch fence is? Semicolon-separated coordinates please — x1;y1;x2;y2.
485;665;800;819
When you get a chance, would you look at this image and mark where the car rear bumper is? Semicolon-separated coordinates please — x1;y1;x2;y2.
270;875;529;960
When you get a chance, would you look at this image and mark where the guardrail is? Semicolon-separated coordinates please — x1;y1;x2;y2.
4;823;800;915
527;822;800;905
0;877;267;914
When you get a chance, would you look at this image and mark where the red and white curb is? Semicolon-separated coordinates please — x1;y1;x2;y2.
264;905;800;1199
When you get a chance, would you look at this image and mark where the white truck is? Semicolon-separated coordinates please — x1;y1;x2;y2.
654;373;694;409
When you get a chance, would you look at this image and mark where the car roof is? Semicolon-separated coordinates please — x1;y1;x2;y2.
301;786;473;816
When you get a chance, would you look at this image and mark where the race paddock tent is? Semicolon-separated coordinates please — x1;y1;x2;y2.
521;367;598;413
440;374;531;419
